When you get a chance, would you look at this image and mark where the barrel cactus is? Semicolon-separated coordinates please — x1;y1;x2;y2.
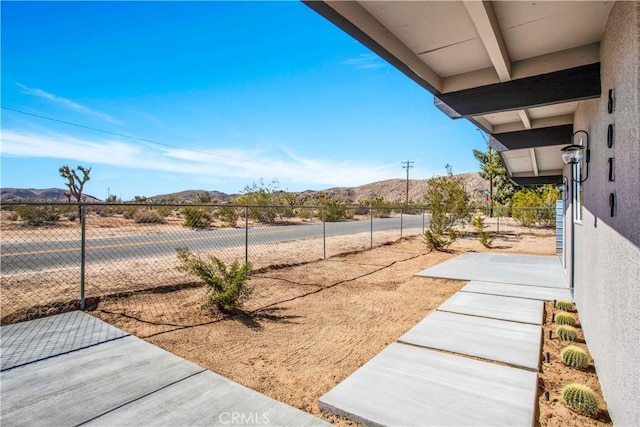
557;325;578;341
561;345;589;369
556;312;576;326
555;299;574;311
562;383;599;416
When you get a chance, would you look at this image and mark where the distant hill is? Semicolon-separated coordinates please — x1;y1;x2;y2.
150;190;239;203
0;188;101;202
1;173;487;205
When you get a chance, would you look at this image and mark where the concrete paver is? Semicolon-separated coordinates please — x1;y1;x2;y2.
438;292;544;324
0;311;128;370
416;252;567;288
86;370;326;427
398;311;542;370
462;280;573;301
0;312;329;427
319;343;538;427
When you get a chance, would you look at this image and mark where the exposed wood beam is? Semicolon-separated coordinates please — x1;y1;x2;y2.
518;110;532;129
529;148;539;176
493;114;574;134
462;0;511;81
509;175;563;187
442;43;600;93
490;124;573;151
303;1;442;92
437;63;600;117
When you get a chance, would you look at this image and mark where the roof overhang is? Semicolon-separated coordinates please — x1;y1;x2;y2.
304;0;614;186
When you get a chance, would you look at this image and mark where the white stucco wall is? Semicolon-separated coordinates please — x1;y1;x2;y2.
569;2;640;425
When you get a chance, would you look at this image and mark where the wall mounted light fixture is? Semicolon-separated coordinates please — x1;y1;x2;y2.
561;130;590;182
559;176;569;201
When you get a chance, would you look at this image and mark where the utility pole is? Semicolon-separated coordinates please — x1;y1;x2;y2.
401;161;414;205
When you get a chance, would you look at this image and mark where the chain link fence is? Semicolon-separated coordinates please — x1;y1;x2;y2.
1;202;428;325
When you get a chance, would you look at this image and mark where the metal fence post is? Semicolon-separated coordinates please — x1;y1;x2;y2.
79;203;86;310
322;206;326;259
370;207;373;249
244;206;249;264
422;208;425;234
400;207;404;239
497;209;500;234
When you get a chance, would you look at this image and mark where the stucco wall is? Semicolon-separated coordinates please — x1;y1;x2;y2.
569;2;640;425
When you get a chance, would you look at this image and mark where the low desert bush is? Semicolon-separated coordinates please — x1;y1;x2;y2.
133;209;164;224
218;205;238;228
424;228;457;251
473;215;493;248
15;205;61;226
175;247;252;313
182;207;211;229
122;206;139;219
321;200;353;222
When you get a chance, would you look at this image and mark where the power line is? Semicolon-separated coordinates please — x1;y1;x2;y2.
401;160;414;205
0;106;223;158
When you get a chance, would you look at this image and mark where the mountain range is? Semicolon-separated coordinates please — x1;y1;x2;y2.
1;172;487;205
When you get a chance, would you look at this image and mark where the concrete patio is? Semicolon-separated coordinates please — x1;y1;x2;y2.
1;311;328;427
319;252;570;426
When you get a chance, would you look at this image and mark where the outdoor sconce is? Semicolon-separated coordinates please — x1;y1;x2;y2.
561;130;590;182
559;176;569;201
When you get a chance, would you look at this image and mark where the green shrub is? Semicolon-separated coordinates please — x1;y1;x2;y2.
362;197;394;218
15;206;61;226
321;200;353;222
133;209;164;224
424;228;457;251
556;299;574;311
561;345;589;369
557;325;578;341
473;215;493;248
218;205;238;228
423;165;470;251
182;207;211;229
122;206;139;219
154;206;174;218
175;247;252;313
562;383;599;416
297;205;316;220
556;312;576;326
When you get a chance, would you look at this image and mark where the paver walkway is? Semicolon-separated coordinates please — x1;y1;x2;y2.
319;253;570;426
415;252;567;288
1;311;329;427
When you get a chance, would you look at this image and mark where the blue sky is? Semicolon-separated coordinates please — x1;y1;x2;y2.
1;1;485;201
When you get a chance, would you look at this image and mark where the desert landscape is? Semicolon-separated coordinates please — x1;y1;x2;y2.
87;225;609;426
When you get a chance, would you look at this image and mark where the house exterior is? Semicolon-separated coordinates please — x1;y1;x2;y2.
304;1;639;424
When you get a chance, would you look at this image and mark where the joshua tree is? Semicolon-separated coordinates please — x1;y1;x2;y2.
59;165;91;204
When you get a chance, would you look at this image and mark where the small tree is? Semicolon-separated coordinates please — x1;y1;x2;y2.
59;165;91;209
176;247;252;313
423;165;471;251
473;148;514;207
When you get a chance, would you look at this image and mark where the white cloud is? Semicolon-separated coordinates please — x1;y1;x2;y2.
0;129;401;189
342;53;387;70
15;82;123;125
